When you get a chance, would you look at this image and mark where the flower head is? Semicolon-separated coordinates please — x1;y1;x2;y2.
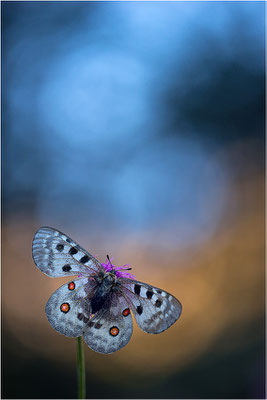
101;257;135;279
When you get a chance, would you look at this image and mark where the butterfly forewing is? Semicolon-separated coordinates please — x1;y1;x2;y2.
118;278;182;334
32;227;105;277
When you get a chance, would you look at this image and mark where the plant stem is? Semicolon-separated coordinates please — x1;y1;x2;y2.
77;337;86;399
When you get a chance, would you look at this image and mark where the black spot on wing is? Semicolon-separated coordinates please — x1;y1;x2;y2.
134;284;141;295
69;247;78;255
136;305;143;315
155;299;162;308
77;313;84;320
62;264;72;272
77;313;88;323
146;290;153;299
80;255;89;263
56;244;64;252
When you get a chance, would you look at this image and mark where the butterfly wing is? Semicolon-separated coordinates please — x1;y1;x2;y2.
83;291;133;354
32;227;105;277
45;276;97;337
33;226;180;353
118;278;182;334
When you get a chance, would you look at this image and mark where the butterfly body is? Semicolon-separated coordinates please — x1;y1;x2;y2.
90;272;117;314
32;227;182;354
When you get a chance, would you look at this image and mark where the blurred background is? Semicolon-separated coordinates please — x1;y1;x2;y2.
1;1;265;398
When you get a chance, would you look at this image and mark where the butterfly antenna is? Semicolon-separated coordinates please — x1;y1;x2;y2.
107;254;116;274
107;255;132;272
117;264;132;271
107;255;112;267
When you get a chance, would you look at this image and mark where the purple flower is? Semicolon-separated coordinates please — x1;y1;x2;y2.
101;257;136;279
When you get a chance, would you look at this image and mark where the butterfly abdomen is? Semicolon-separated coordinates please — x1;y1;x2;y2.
90;275;114;314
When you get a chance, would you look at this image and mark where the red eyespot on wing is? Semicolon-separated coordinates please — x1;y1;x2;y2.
122;308;130;317
68;282;75;290
60;303;70;313
109;326;119;336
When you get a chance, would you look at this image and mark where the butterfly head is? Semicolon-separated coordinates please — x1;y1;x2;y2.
102;269;117;286
105;268;117;279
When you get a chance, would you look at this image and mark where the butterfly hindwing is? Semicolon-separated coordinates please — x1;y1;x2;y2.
118;278;182;334
83;291;133;354
45;277;97;337
32;227;105;277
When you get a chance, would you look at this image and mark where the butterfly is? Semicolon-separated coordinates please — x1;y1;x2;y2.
32;227;182;354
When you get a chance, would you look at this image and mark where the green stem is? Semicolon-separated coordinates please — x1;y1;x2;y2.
77;337;86;399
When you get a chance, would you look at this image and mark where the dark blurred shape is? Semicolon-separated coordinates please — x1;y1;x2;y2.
162;62;264;143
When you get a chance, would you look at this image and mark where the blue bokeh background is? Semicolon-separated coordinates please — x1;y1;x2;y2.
3;1;264;246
